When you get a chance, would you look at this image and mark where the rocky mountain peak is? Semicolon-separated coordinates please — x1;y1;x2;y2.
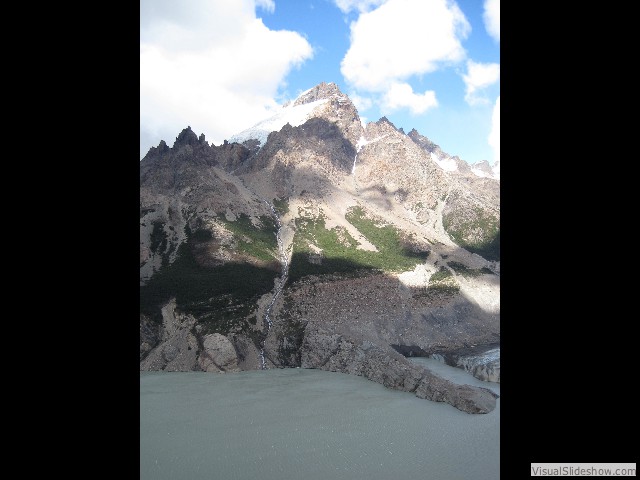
173;126;200;149
407;128;441;155
141;139;170;161
293;82;347;106
229;82;357;149
364;116;403;139
158;139;169;152
292;82;363;147
407;128;475;177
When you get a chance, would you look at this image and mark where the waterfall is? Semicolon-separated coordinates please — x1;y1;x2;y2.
259;199;289;370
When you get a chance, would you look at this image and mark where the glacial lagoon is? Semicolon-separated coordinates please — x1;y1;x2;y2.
141;359;500;479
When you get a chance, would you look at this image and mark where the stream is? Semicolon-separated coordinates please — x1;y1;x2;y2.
259;200;289;369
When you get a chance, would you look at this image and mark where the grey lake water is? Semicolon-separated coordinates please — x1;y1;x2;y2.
141;359;500;480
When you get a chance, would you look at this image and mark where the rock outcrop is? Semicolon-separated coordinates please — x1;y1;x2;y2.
197;333;241;373
139;299;200;371
140;314;160;360
301;329;497;414
294;82;364;147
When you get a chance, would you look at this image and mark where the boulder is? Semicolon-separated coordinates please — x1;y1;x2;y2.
198;333;241;373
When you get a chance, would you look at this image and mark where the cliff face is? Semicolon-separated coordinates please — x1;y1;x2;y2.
140;82;500;413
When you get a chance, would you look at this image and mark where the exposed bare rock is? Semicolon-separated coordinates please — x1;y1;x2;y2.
294;82;364;147
140;314;160;361
197;333;241;373
407;128;469;174
355;118;449;210
268;271;499;357
405;126;500;262
230;334;263;371
407;128;449;161
243;118;356;183
139;299;200;371
300;329;497;414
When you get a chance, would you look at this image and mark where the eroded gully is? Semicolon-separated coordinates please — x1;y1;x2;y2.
259;200;289;369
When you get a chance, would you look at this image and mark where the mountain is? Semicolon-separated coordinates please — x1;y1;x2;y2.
140;82;500;413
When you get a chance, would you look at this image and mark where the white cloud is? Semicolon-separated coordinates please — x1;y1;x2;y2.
340;0;470;92
488;95;500;165
255;0;275;13
349;92;374;112
333;0;388;14
140;0;312;159
381;82;438;114
483;0;500;42
462;60;500;105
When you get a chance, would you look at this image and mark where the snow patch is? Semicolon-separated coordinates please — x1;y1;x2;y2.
355;135;369;152
431;152;458;172
352;134;387;174
492;162;500;180
229;99;329;147
358;134;387;150
471;168;492;178
471;165;500;180
295;86;314;98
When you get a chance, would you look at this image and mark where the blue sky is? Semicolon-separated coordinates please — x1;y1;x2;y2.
141;0;499;165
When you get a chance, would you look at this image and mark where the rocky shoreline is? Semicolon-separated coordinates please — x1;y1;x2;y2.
300;328;498;414
140;297;499;414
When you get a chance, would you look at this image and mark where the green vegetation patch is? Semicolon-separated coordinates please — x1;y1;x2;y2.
448;261;493;278
217;213;278;262
413;266;460;298
288;216;372;282
428;266;460;295
288;206;429;283
140;227;279;337
272;197;289;216
345;206;430;268
442;207;500;261
429;266;454;283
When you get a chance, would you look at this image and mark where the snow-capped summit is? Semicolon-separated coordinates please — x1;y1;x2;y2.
228;83;500;181
228;98;329;148
229;82;364;150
